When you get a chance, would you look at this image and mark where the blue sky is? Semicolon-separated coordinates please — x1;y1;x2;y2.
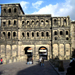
0;0;75;20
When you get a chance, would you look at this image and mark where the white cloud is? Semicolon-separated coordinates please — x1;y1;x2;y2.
32;0;75;20
32;1;43;9
20;1;29;11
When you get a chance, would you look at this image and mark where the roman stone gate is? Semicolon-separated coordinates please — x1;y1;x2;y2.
19;45;50;61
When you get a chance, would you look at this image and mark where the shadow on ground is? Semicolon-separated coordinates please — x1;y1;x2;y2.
0;71;3;75
16;60;56;75
0;60;58;75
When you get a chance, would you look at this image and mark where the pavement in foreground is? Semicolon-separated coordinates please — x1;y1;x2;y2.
0;60;58;75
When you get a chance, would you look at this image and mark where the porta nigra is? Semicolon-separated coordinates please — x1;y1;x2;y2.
0;3;75;64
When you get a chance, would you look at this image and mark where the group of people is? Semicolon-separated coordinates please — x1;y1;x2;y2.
39;57;44;66
27;57;33;64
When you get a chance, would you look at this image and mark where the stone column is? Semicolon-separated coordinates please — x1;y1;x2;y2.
39;31;41;40
64;44;66;59
61;18;63;26
17;45;21;61
34;31;36;39
58;29;59;40
64;30;66;39
44;32;46;39
66;17;68;26
58;43;59;59
70;43;72;58
34;44;36;60
30;31;32;39
26;32;27;39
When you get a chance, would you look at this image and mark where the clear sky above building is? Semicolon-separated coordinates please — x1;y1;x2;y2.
0;0;75;20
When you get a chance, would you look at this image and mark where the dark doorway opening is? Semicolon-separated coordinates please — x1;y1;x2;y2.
24;47;33;61
39;46;48;60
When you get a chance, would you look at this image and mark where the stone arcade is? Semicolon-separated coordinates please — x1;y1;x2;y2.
0;3;75;64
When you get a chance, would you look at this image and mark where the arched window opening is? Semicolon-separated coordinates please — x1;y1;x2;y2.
32;32;34;37
24;47;33;59
3;22;6;26
46;32;49;37
13;32;16;37
41;20;44;24
41;32;44;37
54;19;56;23
8;32;10;38
39;46;48;60
22;33;24;37
14;8;17;13
8;20;11;25
32;21;34;24
22;21;24;24
36;21;39;24
3;32;5;36
46;20;48;22
37;32;39;37
14;20;16;25
55;37;57;40
54;31;57;35
64;19;66;22
27;21;29;24
66;31;68;35
9;8;11;13
27;32;29;37
60;31;63;35
66;37;69;40
4;9;6;13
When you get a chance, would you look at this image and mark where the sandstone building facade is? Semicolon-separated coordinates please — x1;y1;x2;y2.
0;3;74;64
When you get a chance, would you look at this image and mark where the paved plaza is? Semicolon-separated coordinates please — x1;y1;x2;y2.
0;60;58;75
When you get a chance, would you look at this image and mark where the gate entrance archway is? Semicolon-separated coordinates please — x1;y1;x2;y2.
24;47;33;60
39;46;48;60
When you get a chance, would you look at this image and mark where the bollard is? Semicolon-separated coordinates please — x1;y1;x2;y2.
58;60;64;72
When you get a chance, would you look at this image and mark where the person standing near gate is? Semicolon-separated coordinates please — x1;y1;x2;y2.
32;58;33;64
39;57;42;65
0;58;3;64
41;58;44;66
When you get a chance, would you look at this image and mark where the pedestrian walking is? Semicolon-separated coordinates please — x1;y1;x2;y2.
41;58;44;66
32;58;33;64
0;58;3;64
39;57;42;65
27;57;29;64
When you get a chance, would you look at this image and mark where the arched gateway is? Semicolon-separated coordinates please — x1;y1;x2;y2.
24;47;33;60
39;46;48;60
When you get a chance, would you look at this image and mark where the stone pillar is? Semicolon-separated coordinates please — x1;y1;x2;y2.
26;32;27;39
44;32;46;39
47;52;50;60
66;17;68;26
70;43;72;58
34;31;36;39
58;18;60;27
30;31;32;38
64;44;66;59
34;44;36;60
58;43;59;59
39;32;41;40
61;18;63;26
58;29;59;39
17;45;21;61
49;44;51;59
